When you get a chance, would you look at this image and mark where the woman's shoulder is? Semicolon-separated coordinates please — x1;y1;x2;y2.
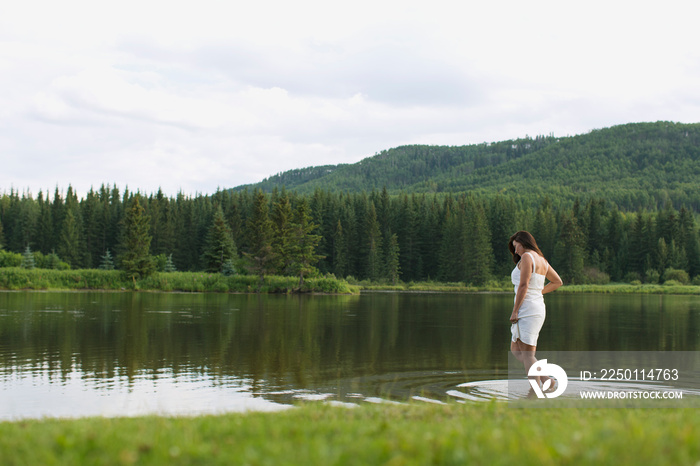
521;251;535;262
518;251;534;267
521;251;546;271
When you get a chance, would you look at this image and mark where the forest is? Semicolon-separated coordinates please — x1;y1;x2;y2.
2;121;700;286
1;184;699;287
240;121;700;211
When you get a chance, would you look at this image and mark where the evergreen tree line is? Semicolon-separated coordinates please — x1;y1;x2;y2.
238;122;700;212
1;185;699;285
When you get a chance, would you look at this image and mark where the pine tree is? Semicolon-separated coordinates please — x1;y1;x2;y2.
533;197;558;258
438;204;463;282
554;212;585;284
149;188;168;256
421;195;442;279
221;259;235;276
245;190;276;288
487;195;516;277
628;210;654;276
342;197;360;278
11;192;39;252
58;208;83;268
271;193;294;275
225;199;243;253
377;187;392;239
384;233;401;284
159;200;177;258
604;207;625;281
108;185;122;259
34;191;53;254
51;187;65;250
192;196;213;270
309;189;332;274
584;198;607;266
333;220;348;277
463;197;494;285
81;188;101;268
119;195;155;280
365;203;383;281
655;237;669;273
668;239;687;271
290;199;323;288
99;249;115;270
45;251;63;270
96;185;112;256
395;194;419;281
63;187;85;266
656;202;680;244
164;253;177;272
173;192;197;271
21;245;35;269
202;206;238;273
679;207;700;278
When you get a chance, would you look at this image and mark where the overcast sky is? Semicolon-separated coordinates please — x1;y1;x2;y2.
2;0;699;198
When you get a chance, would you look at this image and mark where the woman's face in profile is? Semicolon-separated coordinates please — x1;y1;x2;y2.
512;240;524;256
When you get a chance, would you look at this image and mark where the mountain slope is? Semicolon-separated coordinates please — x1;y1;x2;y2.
233;121;700;209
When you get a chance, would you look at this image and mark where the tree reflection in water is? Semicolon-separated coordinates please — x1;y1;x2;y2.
1;291;698;418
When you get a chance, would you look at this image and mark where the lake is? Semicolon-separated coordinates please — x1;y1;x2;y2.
1;290;699;419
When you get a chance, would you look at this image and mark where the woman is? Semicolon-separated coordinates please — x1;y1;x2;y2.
508;231;563;391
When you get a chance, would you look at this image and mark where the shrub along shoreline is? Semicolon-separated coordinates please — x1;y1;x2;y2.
2;267;700;295
0;267;700;295
359;281;700;295
0;267;359;294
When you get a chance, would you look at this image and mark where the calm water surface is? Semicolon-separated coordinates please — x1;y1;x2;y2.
1;290;699;419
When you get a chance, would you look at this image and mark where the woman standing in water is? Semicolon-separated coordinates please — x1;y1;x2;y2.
508;231;563;390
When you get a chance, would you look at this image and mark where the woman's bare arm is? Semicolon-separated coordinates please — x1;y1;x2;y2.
510;253;533;323
543;265;563;294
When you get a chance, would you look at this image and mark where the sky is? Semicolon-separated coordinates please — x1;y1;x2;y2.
2;0;699;198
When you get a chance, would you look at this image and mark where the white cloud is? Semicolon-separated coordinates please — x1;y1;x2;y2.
1;0;699;197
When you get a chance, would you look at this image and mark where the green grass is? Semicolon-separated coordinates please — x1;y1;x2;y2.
3;267;700;296
559;283;700;295
0;268;360;294
355;279;512;293
1;402;698;465
358;280;700;295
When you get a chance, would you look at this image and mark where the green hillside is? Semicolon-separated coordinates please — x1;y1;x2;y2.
235;121;700;209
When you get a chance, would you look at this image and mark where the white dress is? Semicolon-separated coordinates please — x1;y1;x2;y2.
510;251;548;346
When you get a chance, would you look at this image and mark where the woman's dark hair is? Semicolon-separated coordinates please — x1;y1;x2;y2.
508;230;545;264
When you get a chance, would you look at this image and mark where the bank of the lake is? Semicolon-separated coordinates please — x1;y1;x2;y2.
358;280;700;295
3;267;700;295
1;402;698;465
0;267;359;294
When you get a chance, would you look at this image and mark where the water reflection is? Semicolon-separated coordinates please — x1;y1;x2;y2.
1;291;699;419
544;293;700;351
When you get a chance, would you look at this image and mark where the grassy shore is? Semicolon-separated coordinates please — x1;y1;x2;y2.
558;283;700;294
0;267;359;294
1;402;698;465
358;279;700;295
358;281;509;293
2;267;700;295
